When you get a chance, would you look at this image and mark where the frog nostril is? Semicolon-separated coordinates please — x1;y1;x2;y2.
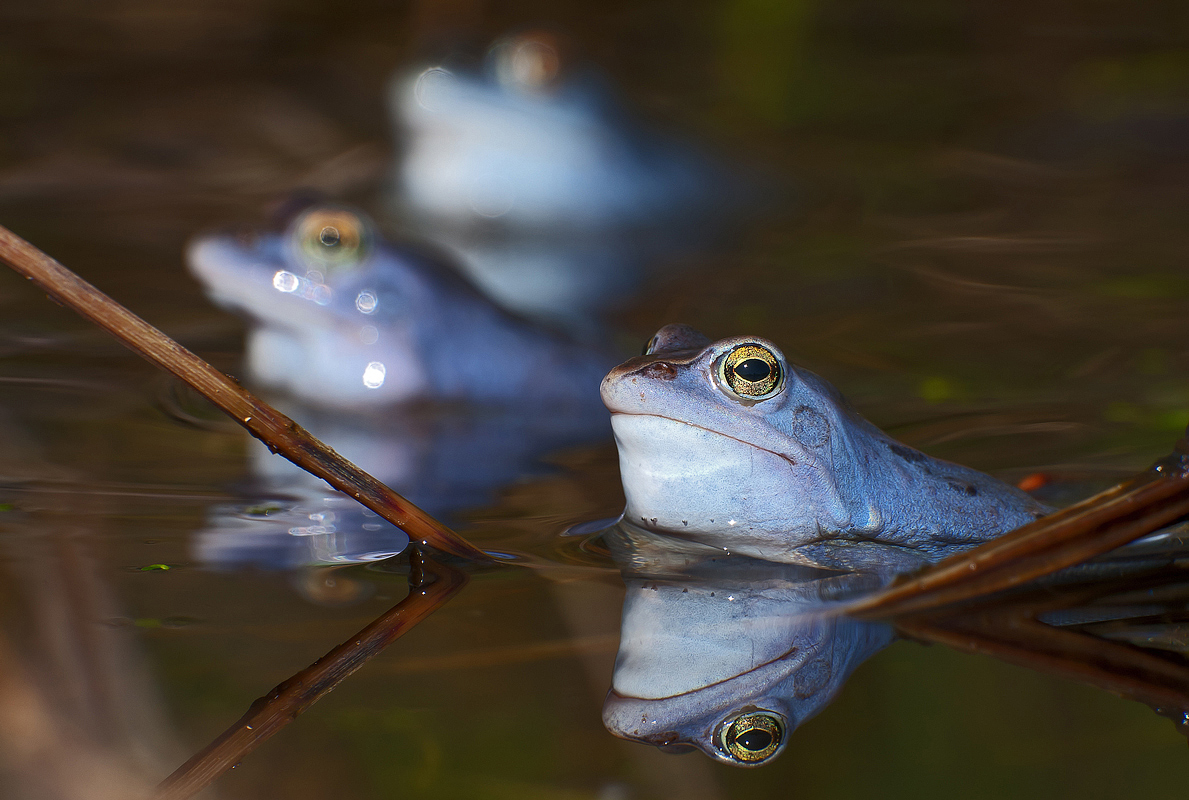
641;362;678;380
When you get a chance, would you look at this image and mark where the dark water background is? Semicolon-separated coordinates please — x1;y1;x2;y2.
1;1;1188;797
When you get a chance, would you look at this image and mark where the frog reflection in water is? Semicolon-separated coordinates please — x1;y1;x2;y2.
599;324;1051;764
187;204;613;409
602;523;895;767
601;324;1048;573
604;512;1189;766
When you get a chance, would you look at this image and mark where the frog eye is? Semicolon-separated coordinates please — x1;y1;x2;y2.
717;711;785;764
642;334;660;356
717;344;784;401
292;207;372;273
492;31;562;93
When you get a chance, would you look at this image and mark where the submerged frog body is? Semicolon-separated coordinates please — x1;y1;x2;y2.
187;205;613;409
601;324;1048;570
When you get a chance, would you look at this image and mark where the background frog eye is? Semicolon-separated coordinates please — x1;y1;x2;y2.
491;31;563;94
718;344;783;400
293;207;373;272
718;711;784;764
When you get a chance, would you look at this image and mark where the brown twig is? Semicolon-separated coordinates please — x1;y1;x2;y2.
0;223;490;562
846;437;1189;620
154;550;468;800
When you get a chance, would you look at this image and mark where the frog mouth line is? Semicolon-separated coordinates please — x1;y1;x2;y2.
604;639;809;760
608;411;796;466
610;639;807;703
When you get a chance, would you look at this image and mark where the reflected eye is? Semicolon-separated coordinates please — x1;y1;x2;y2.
717;344;783;400
292;207;372;272
718;711;784;764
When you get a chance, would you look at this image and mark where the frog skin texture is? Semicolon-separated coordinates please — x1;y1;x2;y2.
601;324;1049;571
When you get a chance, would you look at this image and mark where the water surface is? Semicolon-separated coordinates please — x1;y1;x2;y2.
1;1;1188;798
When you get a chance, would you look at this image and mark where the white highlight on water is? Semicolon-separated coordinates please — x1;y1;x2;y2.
272;270;299;292
355;290;378;314
362;361;386;389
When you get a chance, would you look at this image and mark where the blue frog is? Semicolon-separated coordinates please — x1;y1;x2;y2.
601;324;1048;572
187;204;615;410
390;31;748;329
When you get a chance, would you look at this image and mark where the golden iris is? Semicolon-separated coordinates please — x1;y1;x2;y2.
293;207;371;271
719;712;784;764
719;344;782;400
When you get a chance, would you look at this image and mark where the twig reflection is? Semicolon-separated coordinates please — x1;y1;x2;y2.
154;550;468;800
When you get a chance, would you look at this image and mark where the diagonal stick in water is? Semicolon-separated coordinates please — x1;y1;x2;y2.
846;433;1189;620
0;223;490;562
154;551;468;800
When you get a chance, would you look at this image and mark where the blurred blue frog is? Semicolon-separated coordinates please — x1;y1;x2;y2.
390;31;748;329
186;203;615;575
188;203;614;409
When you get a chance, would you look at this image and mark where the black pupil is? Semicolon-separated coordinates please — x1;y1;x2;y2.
319;226;342;247
736;728;773;752
733;358;771;383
